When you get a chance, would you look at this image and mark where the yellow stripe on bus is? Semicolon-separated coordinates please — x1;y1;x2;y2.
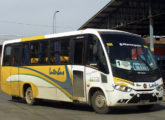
113;77;134;86
21;35;45;42
86;65;99;70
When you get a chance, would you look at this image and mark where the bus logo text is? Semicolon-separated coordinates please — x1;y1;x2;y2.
49;68;64;75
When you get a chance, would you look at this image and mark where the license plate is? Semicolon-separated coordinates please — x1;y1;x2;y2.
140;100;149;104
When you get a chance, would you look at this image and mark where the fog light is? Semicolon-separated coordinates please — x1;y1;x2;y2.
137;94;140;97
152;93;155;97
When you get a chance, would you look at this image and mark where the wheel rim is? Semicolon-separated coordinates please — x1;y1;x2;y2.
95;95;106;108
26;89;33;103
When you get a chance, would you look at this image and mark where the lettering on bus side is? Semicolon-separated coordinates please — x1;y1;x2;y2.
49;67;64;75
149;83;159;88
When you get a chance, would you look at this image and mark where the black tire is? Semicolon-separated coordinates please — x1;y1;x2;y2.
137;105;154;111
25;87;35;105
91;91;109;114
11;96;21;101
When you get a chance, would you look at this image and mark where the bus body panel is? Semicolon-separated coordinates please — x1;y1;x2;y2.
1;64;89;102
0;29;164;111
2;65;75;102
1;67;11;95
85;66;114;105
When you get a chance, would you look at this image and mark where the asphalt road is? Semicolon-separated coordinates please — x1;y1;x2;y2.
0;90;165;120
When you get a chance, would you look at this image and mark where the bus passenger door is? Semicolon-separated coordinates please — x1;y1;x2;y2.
71;37;86;101
10;45;22;96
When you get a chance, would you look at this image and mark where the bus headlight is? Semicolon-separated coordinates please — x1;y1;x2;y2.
156;84;164;91
113;85;132;92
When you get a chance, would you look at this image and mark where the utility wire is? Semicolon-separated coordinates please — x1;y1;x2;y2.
0;20;76;29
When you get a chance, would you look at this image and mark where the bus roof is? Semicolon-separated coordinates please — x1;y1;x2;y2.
3;29;137;45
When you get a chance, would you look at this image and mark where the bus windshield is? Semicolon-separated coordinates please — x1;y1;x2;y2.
100;32;158;72
100;32;161;82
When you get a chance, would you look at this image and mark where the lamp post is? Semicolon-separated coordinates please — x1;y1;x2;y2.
53;10;59;33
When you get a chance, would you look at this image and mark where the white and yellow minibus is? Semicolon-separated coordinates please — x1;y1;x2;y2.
0;29;164;113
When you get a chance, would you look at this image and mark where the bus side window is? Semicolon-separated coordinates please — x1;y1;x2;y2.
60;39;70;64
10;45;22;66
3;45;12;66
11;48;18;66
29;42;39;64
50;38;70;64
50;40;61;64
38;41;49;64
23;44;29;65
87;35;109;74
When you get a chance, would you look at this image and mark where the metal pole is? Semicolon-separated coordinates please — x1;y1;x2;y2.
53;11;59;33
149;0;154;52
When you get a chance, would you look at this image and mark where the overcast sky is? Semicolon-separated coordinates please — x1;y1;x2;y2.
0;0;110;37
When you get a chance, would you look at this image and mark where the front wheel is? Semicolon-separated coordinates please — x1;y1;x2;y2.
91;91;109;114
25;87;35;105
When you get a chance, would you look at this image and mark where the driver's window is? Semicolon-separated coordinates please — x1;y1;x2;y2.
87;35;108;74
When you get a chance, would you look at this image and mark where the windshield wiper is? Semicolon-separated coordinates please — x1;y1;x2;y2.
137;55;153;71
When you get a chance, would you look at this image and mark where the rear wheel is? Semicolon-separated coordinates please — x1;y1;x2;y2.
91;91;109;114
25;87;35;105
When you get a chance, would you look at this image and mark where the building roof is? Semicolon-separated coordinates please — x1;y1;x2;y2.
79;0;165;36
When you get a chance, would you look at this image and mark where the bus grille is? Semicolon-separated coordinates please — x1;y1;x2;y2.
128;94;157;103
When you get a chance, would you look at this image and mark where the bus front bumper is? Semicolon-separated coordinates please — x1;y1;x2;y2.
106;89;164;106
